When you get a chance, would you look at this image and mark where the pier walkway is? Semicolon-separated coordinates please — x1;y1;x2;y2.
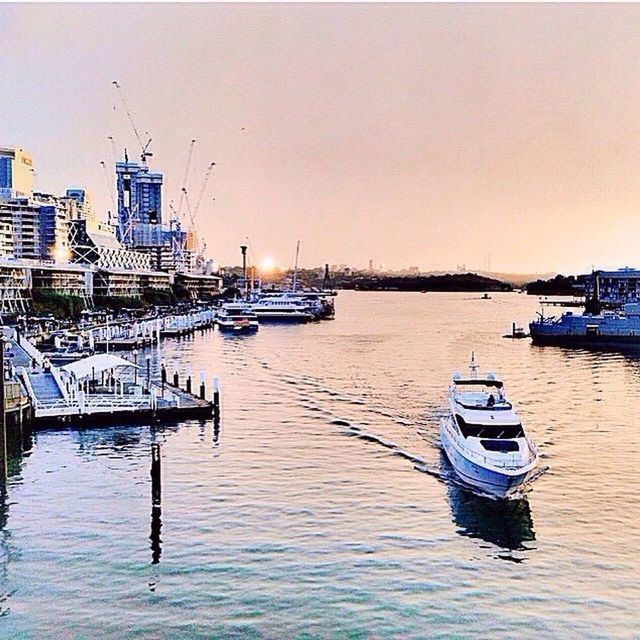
4;331;213;427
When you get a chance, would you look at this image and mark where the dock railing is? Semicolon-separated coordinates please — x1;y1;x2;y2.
19;368;38;409
34;394;153;418
441;416;535;470
50;365;70;402
19;336;45;367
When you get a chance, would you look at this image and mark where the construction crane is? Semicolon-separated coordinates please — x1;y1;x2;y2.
176;139;196;221
112;80;153;165
100;160;117;219
193;161;215;222
107;136;118;167
181;161;215;253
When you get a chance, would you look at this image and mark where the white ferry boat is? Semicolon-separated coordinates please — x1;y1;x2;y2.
440;354;538;498
217;303;259;333
250;295;314;324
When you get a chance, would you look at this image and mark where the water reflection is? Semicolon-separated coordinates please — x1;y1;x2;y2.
150;505;162;566
71;426;145;456
444;459;536;553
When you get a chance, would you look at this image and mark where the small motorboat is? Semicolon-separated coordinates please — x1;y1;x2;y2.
440;353;538;498
503;323;529;339
481;293;491;300
216;303;259;334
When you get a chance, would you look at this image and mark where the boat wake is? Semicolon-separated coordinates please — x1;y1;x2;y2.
231;353;547;500
245;357;442;477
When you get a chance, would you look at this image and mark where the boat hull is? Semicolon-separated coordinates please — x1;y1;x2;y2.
254;314;311;324
217;322;258;334
440;423;533;498
530;329;640;349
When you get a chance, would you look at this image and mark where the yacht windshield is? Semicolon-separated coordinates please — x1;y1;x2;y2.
455;415;524;439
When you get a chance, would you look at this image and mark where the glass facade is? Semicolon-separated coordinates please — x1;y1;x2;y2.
0;156;13;199
116;161;163;237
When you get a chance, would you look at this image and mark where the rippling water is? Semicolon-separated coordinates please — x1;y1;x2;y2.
1;292;639;639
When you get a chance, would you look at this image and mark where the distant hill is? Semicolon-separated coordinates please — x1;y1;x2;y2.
525;274;586;296
471;271;556;288
340;273;512;292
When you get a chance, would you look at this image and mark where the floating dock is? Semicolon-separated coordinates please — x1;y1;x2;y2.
5;331;215;428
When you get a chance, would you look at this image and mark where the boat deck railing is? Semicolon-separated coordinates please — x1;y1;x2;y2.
33;394;153;417
441;417;536;469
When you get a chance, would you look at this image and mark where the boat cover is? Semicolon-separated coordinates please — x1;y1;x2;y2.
61;354;138;379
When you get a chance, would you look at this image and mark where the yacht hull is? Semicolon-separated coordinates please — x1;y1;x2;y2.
440;423;532;498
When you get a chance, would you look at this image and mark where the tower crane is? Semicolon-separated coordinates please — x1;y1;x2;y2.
181;161;215;253
176;139;196;221
100;160;117;219
193;161;215;223
112;80;153;164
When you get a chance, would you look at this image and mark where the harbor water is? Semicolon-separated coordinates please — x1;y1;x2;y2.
1;292;638;639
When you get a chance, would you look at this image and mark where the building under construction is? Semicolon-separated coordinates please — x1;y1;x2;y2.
115;155;210;275
0;144;221;320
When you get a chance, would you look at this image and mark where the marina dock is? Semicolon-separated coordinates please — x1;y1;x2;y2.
4;330;215;429
30;307;217;362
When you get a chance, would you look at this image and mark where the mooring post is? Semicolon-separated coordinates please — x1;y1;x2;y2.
151;442;161;505
186;375;192;394
199;371;206;400
213;376;221;427
173;370;179;388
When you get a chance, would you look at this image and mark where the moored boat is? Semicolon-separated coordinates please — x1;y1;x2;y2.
440;354;538;498
217;303;259;333
530;305;640;348
249;295;314;324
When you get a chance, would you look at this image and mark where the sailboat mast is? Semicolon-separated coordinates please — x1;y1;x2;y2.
292;240;300;293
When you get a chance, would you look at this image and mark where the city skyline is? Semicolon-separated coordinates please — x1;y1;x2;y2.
3;4;640;274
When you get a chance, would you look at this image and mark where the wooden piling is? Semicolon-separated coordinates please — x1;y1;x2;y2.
213;377;221;431
150;442;162;565
151;443;161;507
199;371;206;400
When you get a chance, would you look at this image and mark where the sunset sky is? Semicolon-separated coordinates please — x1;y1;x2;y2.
3;3;640;273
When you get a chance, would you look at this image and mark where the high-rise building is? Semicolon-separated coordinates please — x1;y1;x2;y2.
65;188;98;227
36;193;71;263
0;147;35;199
0;198;42;260
116;160;163;247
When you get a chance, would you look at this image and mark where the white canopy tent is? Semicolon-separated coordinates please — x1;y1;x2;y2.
61;354;139;380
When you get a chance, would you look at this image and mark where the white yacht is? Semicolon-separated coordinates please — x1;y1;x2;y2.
440;354;538;498
216;303;259;333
